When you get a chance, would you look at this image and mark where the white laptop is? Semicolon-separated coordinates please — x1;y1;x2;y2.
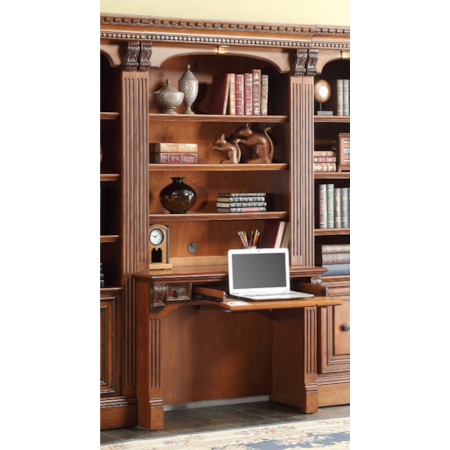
227;248;314;301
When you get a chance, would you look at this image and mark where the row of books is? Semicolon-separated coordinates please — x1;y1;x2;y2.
318;184;350;229
149;143;198;164
216;192;267;213
316;244;350;276
209;70;268;116
329;79;350;116
314;150;337;172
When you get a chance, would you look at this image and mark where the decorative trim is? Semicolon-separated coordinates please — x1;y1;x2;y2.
293;49;307;76
101;31;349;51
123;41;140;71
149;319;161;389
149;284;166;312
139;42;153;71
306;49;319;76
100;14;349;36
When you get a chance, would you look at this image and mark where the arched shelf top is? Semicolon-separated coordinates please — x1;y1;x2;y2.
100;44;122;67
315;49;350;75
151;43;293;73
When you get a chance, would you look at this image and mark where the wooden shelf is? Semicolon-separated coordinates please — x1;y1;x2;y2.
314;115;350;123
149;163;288;172
101;235;120;243
149;113;288;123
314;171;350;179
101;112;120;120
149;211;288;222
216;296;343;312
100;174;120;181
315;228;350;236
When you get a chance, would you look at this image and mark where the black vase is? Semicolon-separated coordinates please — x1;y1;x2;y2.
159;177;197;214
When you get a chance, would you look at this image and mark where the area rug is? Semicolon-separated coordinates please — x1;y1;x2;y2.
101;417;350;449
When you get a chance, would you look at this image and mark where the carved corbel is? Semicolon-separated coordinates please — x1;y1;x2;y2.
123;41;140;71
139;43;153;71
149;284;167;313
293;49;319;77
306;49;318;76
293;49;308;76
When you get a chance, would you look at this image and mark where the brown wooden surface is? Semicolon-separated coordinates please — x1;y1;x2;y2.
134;265;326;283
101;112;120;120
217;296;342;311
314;172;350;179
149;114;288;123
100;174;120;181
161;306;273;404
101;235;120;244
101;15;350;430
314;228;350;236
314;115;350;123
149;163;288;172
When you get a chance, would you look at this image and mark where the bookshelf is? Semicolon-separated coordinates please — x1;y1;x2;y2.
312;59;350;400
100;13;350;430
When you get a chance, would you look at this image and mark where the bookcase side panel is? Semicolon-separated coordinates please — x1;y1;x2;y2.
121;69;151;397
289;75;314;266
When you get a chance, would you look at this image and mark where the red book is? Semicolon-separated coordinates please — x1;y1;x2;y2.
261;74;269;115
259;220;287;248
244;73;253;115
150;153;198;164
227;73;236;115
235;74;245;115
252;69;261;115
209;73;231;115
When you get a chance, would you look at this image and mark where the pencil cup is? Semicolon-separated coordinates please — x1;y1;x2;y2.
244;246;256;250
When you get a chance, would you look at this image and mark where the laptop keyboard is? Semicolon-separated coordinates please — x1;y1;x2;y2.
241;291;313;300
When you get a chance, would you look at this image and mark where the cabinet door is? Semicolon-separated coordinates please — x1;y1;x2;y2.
100;291;119;394
318;297;350;373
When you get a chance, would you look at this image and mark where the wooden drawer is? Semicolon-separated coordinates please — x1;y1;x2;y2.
166;283;192;302
318;297;350;373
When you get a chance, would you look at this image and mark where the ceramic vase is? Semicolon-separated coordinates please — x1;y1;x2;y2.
154;79;184;114
159;177;197;214
178;64;199;114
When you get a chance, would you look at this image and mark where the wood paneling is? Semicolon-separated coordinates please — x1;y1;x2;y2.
318;298;350;373
100;299;114;393
161;306;273;404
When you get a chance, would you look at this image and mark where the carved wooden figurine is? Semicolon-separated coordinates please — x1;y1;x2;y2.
210;134;241;164
232;123;274;164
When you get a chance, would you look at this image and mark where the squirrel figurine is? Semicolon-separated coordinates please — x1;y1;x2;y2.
232;123;274;164
210;134;241;164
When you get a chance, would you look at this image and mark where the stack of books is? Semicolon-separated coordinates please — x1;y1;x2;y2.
318;184;350;229
314;150;337;172
316;244;350;276
149;143;198;164
209;70;269;116
216;192;267;213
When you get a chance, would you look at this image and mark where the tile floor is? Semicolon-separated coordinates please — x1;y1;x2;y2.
100;401;350;445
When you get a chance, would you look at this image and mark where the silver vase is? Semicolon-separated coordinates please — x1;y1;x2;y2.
178;64;199;115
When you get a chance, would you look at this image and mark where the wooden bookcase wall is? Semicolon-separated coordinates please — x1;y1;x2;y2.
100;13;350;430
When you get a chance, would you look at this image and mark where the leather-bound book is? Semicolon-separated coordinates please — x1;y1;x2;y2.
259;220;286;248
252;69;261;115
209;73;231;114
235;74;245;115
227;73;236;115
244;72;253;115
261;74;269;115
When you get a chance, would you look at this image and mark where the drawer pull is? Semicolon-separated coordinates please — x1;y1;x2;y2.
176;288;184;296
341;323;350;332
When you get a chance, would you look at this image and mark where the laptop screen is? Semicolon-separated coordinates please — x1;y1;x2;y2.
228;249;289;293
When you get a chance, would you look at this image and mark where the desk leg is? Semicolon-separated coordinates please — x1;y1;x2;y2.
271;306;318;413
136;282;165;430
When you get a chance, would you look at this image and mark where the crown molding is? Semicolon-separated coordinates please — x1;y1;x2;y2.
100;13;350;37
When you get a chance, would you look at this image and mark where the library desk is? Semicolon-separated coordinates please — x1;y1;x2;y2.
134;267;342;430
